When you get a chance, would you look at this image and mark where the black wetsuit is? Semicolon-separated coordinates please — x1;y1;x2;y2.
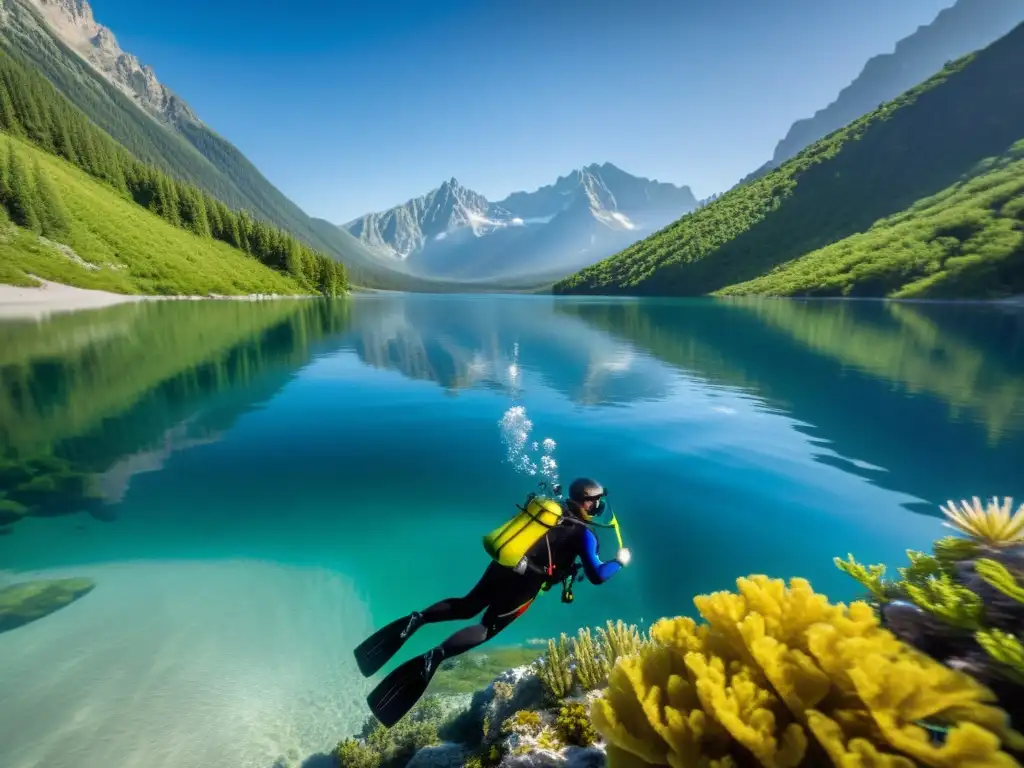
416;510;622;658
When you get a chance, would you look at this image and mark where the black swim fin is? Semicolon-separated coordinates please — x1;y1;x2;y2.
367;648;442;728
353;612;423;678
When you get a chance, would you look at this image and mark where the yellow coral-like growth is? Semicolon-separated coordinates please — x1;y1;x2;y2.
941;496;1024;547
574;627;609;691
590;575;1024;768
537;634;575;700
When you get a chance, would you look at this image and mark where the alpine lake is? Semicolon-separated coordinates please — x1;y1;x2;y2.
1;293;1022;768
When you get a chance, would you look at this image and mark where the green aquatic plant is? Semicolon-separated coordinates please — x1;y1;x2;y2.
933;535;982;562
572;627;608;691
902;571;985;630
337;696;446;768
598;618;647;665
555;701;598;747
833;553;889;601
976;629;1024;686
834;495;1024;729
335;738;379;768
0;577;96;633
537;633;574;701
501;709;543;738
898;549;944;587
976;559;1024;603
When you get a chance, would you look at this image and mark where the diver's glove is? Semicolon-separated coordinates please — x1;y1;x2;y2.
615;547;632;566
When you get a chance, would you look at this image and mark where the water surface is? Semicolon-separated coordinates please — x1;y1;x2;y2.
1;294;1022;768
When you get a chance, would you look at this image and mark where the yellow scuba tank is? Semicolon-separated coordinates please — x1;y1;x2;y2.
483;494;564;570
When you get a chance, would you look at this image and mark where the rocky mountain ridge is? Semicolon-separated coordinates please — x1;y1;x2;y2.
740;0;1024;185
21;0;199;126
342;163;696;281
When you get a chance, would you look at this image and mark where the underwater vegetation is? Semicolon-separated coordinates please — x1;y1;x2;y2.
335;495;1024;767
537;620;649;701
0;577;95;633
837;495;1024;728
592;575;1023;767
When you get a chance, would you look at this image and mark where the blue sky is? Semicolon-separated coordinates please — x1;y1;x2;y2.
90;0;954;223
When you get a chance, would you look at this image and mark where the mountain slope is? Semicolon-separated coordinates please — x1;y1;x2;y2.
554;22;1024;298
0;45;348;295
740;0;1024;185
716;141;1024;299
342;163;696;282
0;0;431;289
0;133;304;295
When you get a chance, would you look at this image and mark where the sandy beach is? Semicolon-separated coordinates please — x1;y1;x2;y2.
0;278;313;321
0;560;376;768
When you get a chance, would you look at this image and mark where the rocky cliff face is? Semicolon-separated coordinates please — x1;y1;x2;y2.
20;0;200;126
345;177;512;261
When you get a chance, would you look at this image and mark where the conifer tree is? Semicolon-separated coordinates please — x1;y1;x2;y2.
6;146;40;233
33;158;71;240
0;88;18;135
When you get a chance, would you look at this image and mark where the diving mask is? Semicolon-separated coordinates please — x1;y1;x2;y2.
585;490;607;518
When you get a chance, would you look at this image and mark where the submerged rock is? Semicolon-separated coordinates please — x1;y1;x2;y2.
0;577;96;633
498;745;605;768
468;665;546;744
405;742;473;767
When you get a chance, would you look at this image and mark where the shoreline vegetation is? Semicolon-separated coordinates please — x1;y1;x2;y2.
334;496;1024;768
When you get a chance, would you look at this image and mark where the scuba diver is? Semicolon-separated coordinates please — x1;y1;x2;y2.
353;477;631;727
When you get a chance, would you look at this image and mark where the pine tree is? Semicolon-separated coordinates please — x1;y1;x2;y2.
205;191;224;238
285;239;304;280
53;116;78;165
0;142;11;208
180;185;211;238
33;158;71;240
6;146;40;233
0;88;19;135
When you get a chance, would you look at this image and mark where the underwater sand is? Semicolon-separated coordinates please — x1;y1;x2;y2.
0;560;375;768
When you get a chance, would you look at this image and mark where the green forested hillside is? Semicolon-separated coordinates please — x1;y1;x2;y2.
0;46;347;295
0;133;310;295
0;0;440;290
554;22;1024;298
717;143;1024;298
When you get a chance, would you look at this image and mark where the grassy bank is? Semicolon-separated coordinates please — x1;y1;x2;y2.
0;134;306;295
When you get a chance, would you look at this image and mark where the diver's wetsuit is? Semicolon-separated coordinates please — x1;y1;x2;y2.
416;515;621;658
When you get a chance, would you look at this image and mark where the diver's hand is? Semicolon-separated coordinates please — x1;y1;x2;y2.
615;547;632;566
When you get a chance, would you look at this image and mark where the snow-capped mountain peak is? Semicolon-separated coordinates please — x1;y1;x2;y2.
340;163;696;279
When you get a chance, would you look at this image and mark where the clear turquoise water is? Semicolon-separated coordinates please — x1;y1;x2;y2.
1;293;1022;767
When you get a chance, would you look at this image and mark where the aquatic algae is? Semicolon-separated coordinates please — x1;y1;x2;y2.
537;620;651;699
574;626;610;691
538;633;575;701
941;496;1024;547
590;575;1023;767
834;498;1024;725
555;701;599;746
0;576;96;633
